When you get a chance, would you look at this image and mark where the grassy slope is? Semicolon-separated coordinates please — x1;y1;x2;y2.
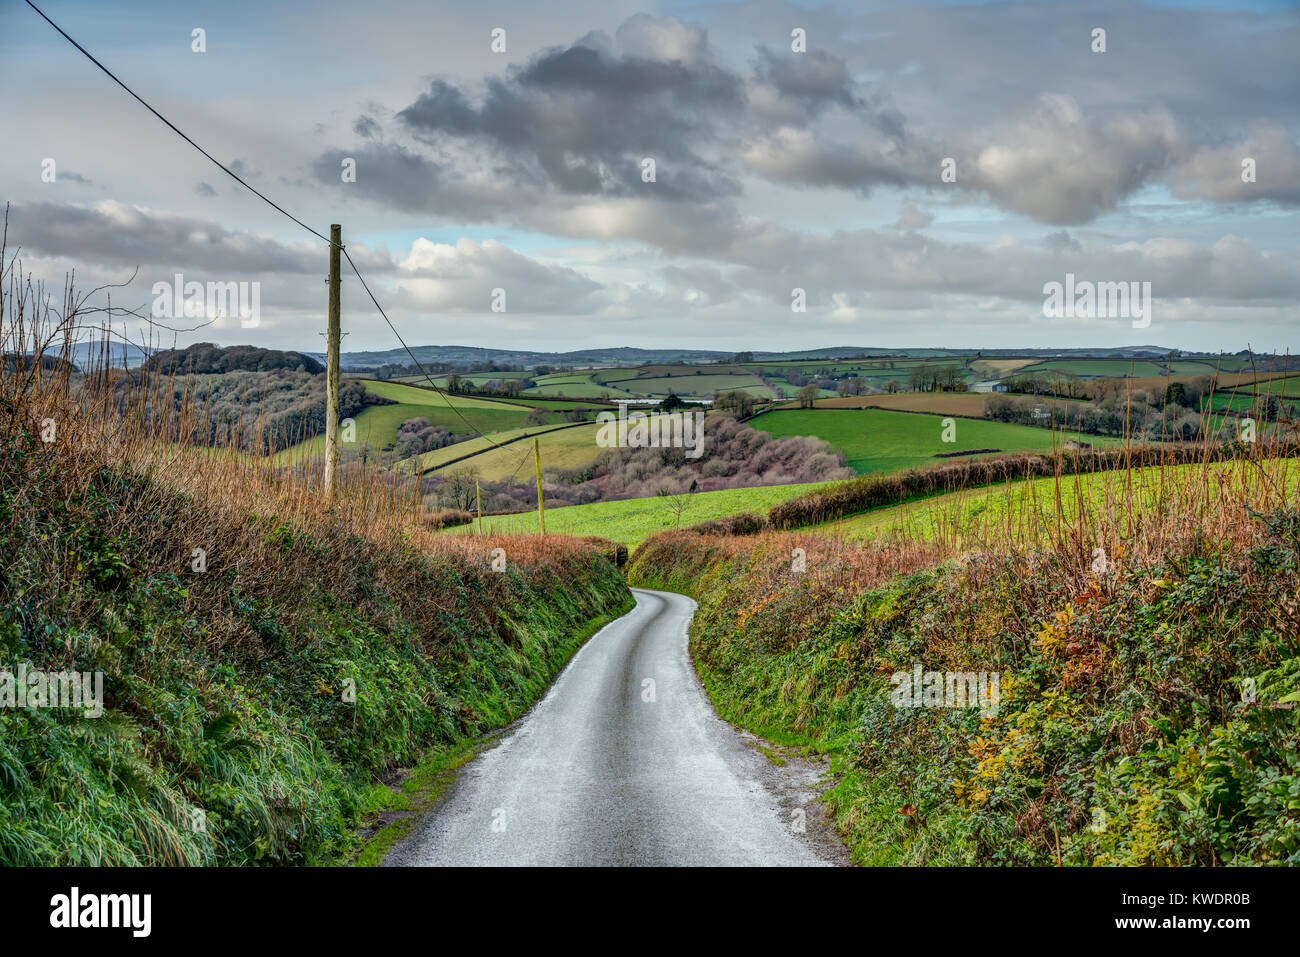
526;375;639;399
450;482;830;545
758;407;1114;475
270;380;541;465
1019;359;1166;377
800;393;993;416
426;421;608;482
0;425;631;865
626;504;1300;866
408;422;581;474
815;459;1298;541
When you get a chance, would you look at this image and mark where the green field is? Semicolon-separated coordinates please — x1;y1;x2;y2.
422;421;610;482
631;373;774;397
1234;376;1300;399
270;379;549;465
755;407;1113;475
523;364;776;400
524;372;640;398
449;481;830;545
814;458;1298;542
402;422;578;474
1018;359;1165;377
744;357;969;376
1207;375;1300;413
390;377;608;408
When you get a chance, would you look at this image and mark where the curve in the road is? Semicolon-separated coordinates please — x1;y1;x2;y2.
385;588;831;867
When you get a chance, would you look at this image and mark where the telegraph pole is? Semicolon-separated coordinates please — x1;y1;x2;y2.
534;437;546;535
476;478;483;535
324;224;342;499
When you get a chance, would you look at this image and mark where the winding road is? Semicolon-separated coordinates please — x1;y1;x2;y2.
385;588;832;866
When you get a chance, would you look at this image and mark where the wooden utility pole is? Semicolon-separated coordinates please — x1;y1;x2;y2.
475;478;483;535
534;437;546;535
324;224;342;498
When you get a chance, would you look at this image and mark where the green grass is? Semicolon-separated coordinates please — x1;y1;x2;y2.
346;601;632;865
756;407;1115;475
1232;376;1300;399
630;373;773;398
408;423;580;475
360;380;531;409
450;482;832;545
1018;359;1165;377
525;365;776;400
0;417;634;865
815;459;1297;542
525;373;640;399
625;512;1300;865
270;398;536;466
424;421;609;482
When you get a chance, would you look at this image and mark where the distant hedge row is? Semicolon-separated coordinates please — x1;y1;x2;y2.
675;443;1292;538
767;444;1267;530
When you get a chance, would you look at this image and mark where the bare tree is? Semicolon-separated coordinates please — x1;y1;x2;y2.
657;479;699;530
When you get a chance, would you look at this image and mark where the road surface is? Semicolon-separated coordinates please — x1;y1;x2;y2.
386;588;831;866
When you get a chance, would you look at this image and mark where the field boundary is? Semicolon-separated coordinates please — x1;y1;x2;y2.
416;419;595;475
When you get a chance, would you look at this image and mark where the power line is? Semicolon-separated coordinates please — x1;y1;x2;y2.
24;0;333;247
342;248;512;448
25;0;520;457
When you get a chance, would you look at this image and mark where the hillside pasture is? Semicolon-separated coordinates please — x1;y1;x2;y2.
448;481;831;545
756;407;1112;475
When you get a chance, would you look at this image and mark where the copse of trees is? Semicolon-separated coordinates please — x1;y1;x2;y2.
117;370;393;454
1;353;77;374
907;363;967;392
448;414;854;513
389;417;457;459
145;342;324;375
715;389;758;418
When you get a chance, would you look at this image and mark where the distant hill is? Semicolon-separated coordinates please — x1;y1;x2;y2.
339;343;1213;370
64;341;151;369
339;345;734;371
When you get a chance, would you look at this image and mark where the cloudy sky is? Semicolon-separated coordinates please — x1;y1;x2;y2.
3;0;1298;354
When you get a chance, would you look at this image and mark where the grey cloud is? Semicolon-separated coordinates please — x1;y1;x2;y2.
1043;230;1082;253
392;17;744;202
352;115;380;139
753;47;857;111
393;238;605;314
312;145;443;209
1168;127;1300;207
6;201;394;276
891;202;933;230
964;95;1185;225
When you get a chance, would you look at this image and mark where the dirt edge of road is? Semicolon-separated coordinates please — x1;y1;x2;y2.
683;641;853;867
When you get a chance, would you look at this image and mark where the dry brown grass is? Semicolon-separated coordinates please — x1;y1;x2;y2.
646;434;1297;603
0;230;595;653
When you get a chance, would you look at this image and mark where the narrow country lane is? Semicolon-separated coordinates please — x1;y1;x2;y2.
385;588;833;866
